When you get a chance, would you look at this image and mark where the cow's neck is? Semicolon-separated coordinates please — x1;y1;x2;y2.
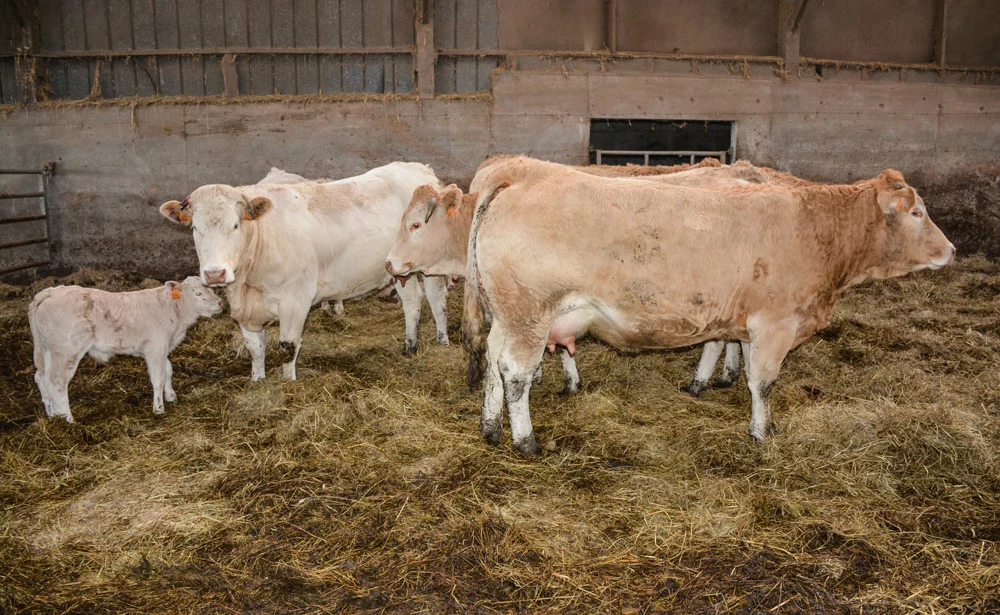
226;220;265;323
451;193;478;262
813;185;889;292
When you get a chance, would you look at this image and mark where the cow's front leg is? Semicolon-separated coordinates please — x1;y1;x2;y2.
422;275;450;345
145;349;169;414
164;359;177;402
716;341;743;388
278;304;309;380
240;324;267;381
396;278;423;354
686;340;724;396
742;318;797;441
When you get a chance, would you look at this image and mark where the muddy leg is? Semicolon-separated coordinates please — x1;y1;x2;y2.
481;323;506;446
422;275;450;345
241;324;267;381
742;319;797;442
716;341;743;388
558;347;580;395
396;278;423;355
686;341;724;396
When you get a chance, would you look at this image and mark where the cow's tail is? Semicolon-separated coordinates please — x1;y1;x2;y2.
28;288;52;372
462;180;509;389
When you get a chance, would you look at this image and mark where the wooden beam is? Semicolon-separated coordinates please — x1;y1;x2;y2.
415;0;435;98
11;0;40;103
933;0;949;67
778;0;803;77
221;54;239;96
607;0;617;54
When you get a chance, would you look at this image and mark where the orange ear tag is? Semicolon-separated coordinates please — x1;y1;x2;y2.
894;200;906;212
445;206;459;218
170;287;183;300
178;211;192;223
242;213;254;221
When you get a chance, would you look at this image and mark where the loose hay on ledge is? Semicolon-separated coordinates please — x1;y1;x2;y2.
0;258;998;614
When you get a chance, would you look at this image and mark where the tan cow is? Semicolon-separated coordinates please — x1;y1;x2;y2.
29;277;224;422
464;157;955;455
387;158;779;393
160;162;450;382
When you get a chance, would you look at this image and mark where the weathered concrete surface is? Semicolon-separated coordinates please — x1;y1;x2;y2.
1;69;998;278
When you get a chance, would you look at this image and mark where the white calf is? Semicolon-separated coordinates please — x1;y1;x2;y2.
28;276;224;422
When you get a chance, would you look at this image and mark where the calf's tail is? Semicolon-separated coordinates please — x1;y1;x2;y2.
462;180;509;389
27;288;52;372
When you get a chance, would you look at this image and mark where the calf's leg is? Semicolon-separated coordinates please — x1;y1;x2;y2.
422;275;450;345
164;359;177;403
240;324;267;381
145;350;169;414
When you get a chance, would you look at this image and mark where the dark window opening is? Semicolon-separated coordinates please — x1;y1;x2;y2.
589;119;735;166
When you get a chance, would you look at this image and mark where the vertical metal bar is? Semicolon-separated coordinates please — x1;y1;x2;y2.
643;152;649;166
596;150;602;165
41;164;54;264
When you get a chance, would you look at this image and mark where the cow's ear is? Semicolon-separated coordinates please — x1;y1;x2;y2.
440;184;463;217
165;280;180;289
160;200;192;225
875;170;915;214
244;196;272;221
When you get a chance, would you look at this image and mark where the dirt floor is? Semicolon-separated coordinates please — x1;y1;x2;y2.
0;260;998;614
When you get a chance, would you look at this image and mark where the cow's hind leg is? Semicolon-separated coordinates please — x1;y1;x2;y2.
686;341;724;396
558;347;580;395
278;304;309;380
742;318;797;442
497;326;547;457
716;341;743;388
481;322;506;446
396;278;423;354
422;275;450;345
240;324;267;381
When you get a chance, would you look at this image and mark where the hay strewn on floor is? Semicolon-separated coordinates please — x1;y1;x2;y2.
0;259;998;614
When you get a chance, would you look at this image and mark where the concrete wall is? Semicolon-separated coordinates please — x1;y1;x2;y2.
1;68;999;278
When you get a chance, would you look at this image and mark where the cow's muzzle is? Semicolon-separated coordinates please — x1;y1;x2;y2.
385;260;412;287
202;267;232;287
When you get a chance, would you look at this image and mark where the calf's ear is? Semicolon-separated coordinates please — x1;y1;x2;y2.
160;200;192;225
243;196;272;221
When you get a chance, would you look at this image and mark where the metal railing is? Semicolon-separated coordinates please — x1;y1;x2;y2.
0;163;55;276
592;149;730;165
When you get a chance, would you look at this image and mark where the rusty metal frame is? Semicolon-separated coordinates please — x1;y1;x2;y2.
0;163;55;276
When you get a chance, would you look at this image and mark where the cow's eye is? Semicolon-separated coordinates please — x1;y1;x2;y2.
233;223;239;229
912;209;924;218
409;222;422;232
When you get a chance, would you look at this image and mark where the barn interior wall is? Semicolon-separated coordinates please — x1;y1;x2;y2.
1;68;998;279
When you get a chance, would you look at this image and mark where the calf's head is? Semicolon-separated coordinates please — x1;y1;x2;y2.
385;184;468;281
160;185;272;287
870;170;955;279
166;276;225;318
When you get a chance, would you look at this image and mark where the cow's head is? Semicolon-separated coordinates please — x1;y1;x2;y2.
869;169;955;279
385;183;468;283
160;185;272;287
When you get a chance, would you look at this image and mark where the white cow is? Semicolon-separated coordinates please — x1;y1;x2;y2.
28;276;224;422
159;162;450;381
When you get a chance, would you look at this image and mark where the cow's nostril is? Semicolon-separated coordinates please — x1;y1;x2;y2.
385;261;395;275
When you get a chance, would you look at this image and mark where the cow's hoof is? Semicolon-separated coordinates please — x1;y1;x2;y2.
714;379;734;389
165;392;177;403
513;437;542;457
482;428;502;446
402;340;418;355
153;408;165;416
436;333;450;346
684;380;707;397
748;421;776;442
558;381;580;396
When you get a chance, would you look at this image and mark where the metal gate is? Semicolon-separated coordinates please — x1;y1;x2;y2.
0;163;56;276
